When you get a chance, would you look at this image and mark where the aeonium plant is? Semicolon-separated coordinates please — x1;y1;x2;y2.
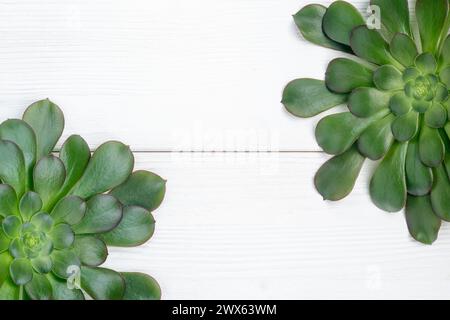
0;99;166;299
283;0;450;244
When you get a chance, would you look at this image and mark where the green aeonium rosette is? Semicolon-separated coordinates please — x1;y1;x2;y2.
0;99;166;299
283;0;450;244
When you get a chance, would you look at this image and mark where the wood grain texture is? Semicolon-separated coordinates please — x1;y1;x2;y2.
0;0;353;151
104;153;450;299
1;0;444;299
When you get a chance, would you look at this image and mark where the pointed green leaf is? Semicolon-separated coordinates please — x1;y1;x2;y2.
322;1;364;46
412;100;432;114
0;230;9;253
373;65;404;91
57;135;91;200
73;194;122;234
8;239;25;259
415;53;437;74
0;119;36;189
10;258;33;285
406;138;433;196
50;224;74;249
80;266;125;300
51;196;86;225
405;195;441;245
2;216;21;239
439;66;450;87
30;212;53;233
24;273;52;300
22;99;64;159
416;0;449;53
435;83;449;102
0;140;26;198
350;26;399;67
293;4;351;52
325;58;374;93
34;156;66;211
391;112;419;142
73;235;107;267
0;277;20;300
71;141;134;199
430;164;450;221
348;87;390;118
370;142;407;212
425;103;447;128
370;0;410;39
316;110;388;155
51;250;80;279
419;126;445;167
31;256;52;274
440;35;450;67
0;252;13;287
358;114;395;160
47;273;85;300
121;272;161;300
110;171;166;212
389;92;412;116
390;33;417;67
0;184;18;217
101;206;155;247
19;191;42;221
314;145;365;201
282;79;347;118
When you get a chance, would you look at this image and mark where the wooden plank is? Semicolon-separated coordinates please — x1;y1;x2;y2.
0;0;360;151
104;152;450;299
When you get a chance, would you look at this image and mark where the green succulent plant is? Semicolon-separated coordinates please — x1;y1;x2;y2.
282;0;450;244
0;99;166;299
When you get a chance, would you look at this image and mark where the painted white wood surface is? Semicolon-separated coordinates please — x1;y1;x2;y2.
105;153;450;299
1;0;449;299
0;0;347;152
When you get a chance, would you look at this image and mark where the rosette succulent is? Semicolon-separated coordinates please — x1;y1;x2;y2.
282;0;450;244
0;99;166;299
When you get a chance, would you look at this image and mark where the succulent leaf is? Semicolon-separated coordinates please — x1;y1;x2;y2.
72;194;122;234
70;141;134;199
282;79;347;117
350;26;399;67
0;120;36;188
370;0;411;40
390;33;417;68
405;138;433;196
0;140;26;198
293;4;351;52
325;58;374;93
80;266;125;300
121;272;161;300
0;99;165;299
348;87;390;118
370;142;407;212
314;145;365;201
405;195;441;244
315;110;388;155
23;99;64;160
419;126;445;167
357;114;394;160
415;0;449;54
0;184;18;217
322;1;364;46
110;170;166;212
73;235;108;267
101;205;155;247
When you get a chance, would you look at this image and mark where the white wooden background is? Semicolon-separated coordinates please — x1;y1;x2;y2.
1;0;450;299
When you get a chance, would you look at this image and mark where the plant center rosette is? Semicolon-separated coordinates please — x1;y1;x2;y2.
282;0;450;244
0;99;166;300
